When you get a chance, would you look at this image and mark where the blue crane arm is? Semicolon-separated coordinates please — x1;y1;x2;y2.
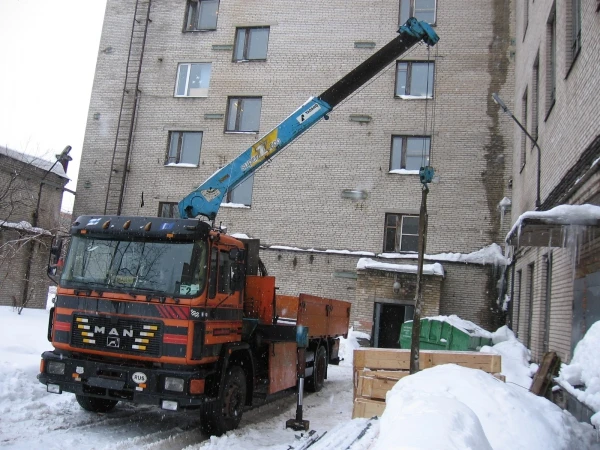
178;18;439;220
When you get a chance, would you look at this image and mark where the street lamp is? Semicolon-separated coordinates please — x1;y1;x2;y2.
32;146;72;227
492;93;541;209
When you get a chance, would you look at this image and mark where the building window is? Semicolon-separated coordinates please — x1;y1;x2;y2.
226;174;254;206
546;5;556;115
399;0;436;25
158;202;180;218
166;131;202;166
384;214;419;253
390;136;430;171
175;63;212;97
185;0;219;31
569;0;582;67
395;62;434;98
233;27;270;61
226;97;262;132
521;88;528;169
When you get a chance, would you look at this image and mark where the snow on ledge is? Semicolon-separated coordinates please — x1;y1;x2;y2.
0;220;52;235
221;202;250;209
506;204;600;243
269;245;375;256
357;258;445;277
379;243;509;266
389;169;420;175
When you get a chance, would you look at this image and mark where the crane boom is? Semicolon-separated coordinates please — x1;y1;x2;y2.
179;18;439;220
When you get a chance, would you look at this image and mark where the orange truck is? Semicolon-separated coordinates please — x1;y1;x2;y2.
39;216;350;435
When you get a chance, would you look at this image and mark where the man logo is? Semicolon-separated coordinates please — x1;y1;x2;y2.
107;336;120;348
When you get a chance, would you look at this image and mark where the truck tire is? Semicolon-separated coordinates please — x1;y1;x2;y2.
200;366;247;436
75;394;118;413
306;346;326;392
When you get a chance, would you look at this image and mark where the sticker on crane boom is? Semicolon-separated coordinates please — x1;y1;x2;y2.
296;103;321;123
201;188;221;202
241;129;281;172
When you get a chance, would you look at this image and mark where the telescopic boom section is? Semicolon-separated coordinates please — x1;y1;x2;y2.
178;18;439;220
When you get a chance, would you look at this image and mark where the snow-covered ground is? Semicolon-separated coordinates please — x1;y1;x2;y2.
1;306;598;449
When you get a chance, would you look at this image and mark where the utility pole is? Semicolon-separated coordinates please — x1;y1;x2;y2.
410;166;433;374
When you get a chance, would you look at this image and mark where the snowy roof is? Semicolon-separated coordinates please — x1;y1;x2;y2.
0;146;68;179
357;258;445;277
506;204;600;248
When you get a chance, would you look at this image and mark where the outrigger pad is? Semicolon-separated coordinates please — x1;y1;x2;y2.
286;418;310;431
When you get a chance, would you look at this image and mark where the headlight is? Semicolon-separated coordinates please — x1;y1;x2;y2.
164;377;184;392
47;361;65;375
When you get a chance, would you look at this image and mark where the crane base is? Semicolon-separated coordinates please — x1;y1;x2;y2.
286;418;310;431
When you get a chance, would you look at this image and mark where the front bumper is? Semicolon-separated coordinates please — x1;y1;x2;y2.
38;351;215;408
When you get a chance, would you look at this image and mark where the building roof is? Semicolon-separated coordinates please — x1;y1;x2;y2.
0;146;69;179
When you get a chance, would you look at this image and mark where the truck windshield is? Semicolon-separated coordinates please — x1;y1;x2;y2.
60;236;208;298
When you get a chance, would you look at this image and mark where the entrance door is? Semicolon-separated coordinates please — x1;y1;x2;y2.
373;303;414;348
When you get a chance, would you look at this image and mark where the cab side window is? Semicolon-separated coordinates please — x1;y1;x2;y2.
218;250;232;294
208;248;218;299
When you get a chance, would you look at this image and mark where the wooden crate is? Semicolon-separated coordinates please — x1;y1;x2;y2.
352;348;503;418
352;398;386;419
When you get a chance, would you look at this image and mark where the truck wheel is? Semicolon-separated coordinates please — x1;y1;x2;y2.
75;394;118;413
306;346;327;392
200;366;247;436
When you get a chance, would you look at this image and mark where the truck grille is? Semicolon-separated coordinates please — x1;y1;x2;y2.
71;314;162;357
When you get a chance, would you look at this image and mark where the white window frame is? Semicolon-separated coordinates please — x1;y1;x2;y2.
174;63;212;98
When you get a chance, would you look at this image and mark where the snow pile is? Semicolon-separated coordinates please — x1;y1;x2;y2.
1;307;597;449
357;258;445;276
557;320;600;427
480;325;538;389
338;328;370;367
376;364;596;450
423;314;493;339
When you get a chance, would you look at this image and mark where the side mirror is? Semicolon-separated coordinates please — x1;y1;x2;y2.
229;247;245;262
47;237;64;279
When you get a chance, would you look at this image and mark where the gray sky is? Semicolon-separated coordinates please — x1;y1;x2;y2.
0;0;107;212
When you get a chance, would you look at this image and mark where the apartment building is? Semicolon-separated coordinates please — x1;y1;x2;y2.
0;146;69;309
506;0;600;363
74;0;514;345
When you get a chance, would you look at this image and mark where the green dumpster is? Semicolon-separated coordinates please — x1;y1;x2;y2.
399;317;492;351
